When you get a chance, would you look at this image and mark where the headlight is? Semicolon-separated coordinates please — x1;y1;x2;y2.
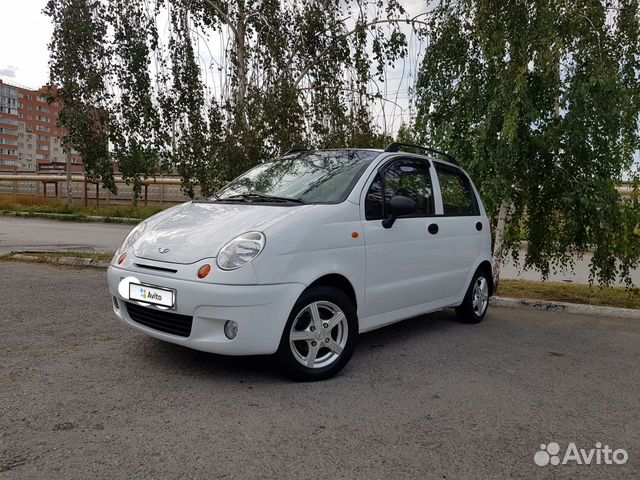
116;222;147;255
217;232;266;270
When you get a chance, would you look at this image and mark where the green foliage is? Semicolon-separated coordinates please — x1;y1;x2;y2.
0;194;164;220
414;0;640;287
108;0;164;204
45;0;115;192
46;0;415;200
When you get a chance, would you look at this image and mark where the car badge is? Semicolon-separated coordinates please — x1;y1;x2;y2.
158;247;170;254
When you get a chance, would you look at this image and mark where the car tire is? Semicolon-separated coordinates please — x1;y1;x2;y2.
276;286;358;381
455;269;491;324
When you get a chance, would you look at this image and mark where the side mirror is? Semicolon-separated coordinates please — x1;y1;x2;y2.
382;195;416;229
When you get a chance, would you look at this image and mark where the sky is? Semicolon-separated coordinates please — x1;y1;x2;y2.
0;1;425;85
0;0;425;137
0;1;53;89
0;1;637;173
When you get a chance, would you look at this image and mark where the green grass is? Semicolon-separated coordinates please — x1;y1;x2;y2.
499;279;640;310
0;194;168;220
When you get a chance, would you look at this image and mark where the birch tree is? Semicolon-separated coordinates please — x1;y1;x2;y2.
47;0;418;199
414;0;640;288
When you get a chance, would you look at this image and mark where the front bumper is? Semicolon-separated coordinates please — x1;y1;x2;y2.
107;265;306;355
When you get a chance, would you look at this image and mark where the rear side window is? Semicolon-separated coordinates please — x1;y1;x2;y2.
365;158;434;220
435;164;479;216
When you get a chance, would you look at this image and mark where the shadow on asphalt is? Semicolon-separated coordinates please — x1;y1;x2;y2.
128;308;469;382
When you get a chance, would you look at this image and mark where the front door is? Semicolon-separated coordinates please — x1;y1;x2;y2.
360;157;440;323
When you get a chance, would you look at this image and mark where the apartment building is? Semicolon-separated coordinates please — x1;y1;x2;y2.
0;79;82;172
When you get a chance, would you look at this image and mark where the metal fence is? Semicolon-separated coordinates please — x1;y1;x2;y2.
0;174;193;205
0;173;635;205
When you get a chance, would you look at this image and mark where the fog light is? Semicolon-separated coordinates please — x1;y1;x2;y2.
224;320;238;340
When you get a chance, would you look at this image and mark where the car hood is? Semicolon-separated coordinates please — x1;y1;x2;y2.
133;201;308;264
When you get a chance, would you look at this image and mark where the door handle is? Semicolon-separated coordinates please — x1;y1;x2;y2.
428;223;439;235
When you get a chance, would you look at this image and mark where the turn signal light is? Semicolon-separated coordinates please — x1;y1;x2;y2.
117;252;128;265
197;264;212;279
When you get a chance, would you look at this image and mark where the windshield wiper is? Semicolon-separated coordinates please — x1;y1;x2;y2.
223;193;304;204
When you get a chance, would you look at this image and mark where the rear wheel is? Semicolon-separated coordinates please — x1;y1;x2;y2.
276;286;358;381
455;269;490;324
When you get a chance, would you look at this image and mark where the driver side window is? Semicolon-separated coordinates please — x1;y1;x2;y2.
365;159;434;220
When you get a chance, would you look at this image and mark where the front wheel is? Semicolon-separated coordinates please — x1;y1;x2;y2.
455;270;490;324
276;286;358;381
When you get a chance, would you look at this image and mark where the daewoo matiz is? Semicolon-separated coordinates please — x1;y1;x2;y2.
107;143;493;380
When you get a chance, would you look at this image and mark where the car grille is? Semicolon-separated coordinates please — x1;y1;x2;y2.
125;302;193;337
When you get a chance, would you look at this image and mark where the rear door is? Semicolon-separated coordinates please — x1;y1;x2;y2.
430;162;485;297
360;157;441;320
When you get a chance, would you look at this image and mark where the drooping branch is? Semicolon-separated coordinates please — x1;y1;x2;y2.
293;13;430;88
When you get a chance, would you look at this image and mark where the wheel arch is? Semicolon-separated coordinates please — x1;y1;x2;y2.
476;260;494;296
306;274;358;311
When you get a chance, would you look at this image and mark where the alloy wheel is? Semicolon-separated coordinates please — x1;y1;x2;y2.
289;301;348;369
472;276;489;316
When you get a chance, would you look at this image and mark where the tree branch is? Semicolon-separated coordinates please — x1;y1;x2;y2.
200;0;240;40
292;13;430;88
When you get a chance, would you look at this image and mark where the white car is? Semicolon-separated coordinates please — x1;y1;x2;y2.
107;144;493;381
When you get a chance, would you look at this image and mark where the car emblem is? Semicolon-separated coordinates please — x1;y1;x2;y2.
158;247;170;254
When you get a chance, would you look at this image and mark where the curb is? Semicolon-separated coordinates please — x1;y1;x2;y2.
491;296;640;320
9;253;111;269
3;251;638;319
1;210;140;224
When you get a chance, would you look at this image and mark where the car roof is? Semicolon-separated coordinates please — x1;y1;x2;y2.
293;147;462;169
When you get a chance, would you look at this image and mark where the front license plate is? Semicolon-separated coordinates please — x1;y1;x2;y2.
129;283;175;308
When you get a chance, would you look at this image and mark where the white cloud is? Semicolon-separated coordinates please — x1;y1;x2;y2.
0;66;17;78
0;1;52;88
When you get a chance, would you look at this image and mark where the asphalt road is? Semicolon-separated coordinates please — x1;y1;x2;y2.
0;217;131;255
3;215;639;285
1;261;638;479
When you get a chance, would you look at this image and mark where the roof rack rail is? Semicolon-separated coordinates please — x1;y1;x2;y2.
384;142;459;165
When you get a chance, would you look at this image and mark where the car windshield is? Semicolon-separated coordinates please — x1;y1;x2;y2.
214;150;380;204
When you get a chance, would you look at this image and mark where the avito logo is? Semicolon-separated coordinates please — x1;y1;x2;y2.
535;442;628;467
139;287;162;302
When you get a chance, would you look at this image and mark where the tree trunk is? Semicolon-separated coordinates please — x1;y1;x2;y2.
66;156;72;205
491;201;509;293
199;0;247;122
234;0;247;125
